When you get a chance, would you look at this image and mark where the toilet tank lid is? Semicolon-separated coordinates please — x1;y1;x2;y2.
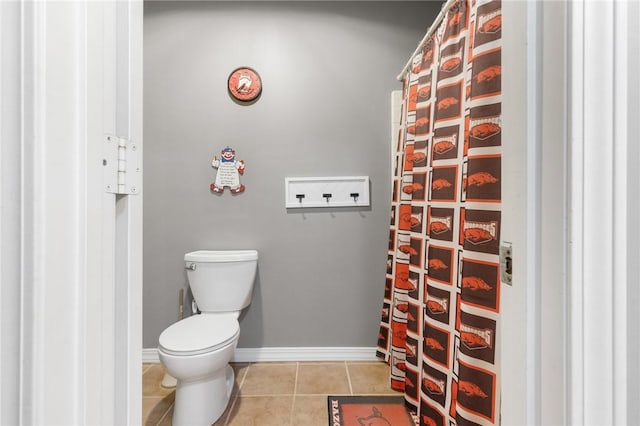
185;250;258;262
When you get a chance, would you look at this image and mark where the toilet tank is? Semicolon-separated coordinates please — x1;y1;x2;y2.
184;250;258;313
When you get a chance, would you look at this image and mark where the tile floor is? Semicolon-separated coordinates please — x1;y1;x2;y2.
143;361;401;426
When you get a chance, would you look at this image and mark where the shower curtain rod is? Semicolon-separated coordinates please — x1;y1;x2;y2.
396;0;458;81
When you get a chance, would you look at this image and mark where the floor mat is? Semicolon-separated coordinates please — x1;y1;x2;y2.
327;395;417;426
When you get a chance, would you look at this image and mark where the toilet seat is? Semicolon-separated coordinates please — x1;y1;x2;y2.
159;314;239;356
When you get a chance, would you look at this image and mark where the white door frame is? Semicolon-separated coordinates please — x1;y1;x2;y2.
4;0;638;424
0;1;23;424
567;1;639;424
0;1;143;424
503;1;639;424
502;1;570;423
112;2;144;424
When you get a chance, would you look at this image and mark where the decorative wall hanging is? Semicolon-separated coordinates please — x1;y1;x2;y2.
377;0;503;425
227;67;262;102
210;147;245;193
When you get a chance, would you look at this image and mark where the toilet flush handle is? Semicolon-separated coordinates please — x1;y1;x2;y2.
185;263;196;271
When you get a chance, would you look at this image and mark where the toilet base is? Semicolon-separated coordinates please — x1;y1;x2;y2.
172;364;234;426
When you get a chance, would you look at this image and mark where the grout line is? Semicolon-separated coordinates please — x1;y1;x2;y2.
156;402;173;426
293;362;299;396
230;393;296;397
344;361;354;395
237;364;249;390
295;393;351;397
222;364;251;425
221;398;234;426
288;362;299;422
222;394;236;425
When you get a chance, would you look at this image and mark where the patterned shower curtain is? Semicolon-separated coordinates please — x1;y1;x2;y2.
377;1;502;425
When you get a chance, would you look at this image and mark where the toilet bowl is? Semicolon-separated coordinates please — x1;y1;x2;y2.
157;249;258;426
158;313;240;425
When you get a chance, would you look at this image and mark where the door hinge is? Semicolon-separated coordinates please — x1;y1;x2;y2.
103;134;140;195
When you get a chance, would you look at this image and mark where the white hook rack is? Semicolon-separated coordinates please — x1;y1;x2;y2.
285;176;370;208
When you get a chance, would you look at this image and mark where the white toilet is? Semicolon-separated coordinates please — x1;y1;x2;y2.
158;250;258;426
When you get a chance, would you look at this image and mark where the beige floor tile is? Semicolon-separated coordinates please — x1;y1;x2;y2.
296;363;351;395
231;363;250;396
143;394;174;426
156;405;173;426
150;395;236;426
142;360;400;425
239;363;297;396
211;394;241;426
291;395;329;426
347;361;397;395
143;364;175;397
225;396;294;426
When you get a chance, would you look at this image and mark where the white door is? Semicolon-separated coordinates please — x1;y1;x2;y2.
0;1;143;424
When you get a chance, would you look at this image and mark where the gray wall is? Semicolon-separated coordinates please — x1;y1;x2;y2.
143;1;442;349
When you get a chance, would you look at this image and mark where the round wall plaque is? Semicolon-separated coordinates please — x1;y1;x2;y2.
227;67;262;102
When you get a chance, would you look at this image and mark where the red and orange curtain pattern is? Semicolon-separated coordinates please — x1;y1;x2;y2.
377;1;502;425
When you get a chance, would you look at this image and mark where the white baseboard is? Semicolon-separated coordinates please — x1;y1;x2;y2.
143;348;161;363
143;347;378;364
232;347;379;362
